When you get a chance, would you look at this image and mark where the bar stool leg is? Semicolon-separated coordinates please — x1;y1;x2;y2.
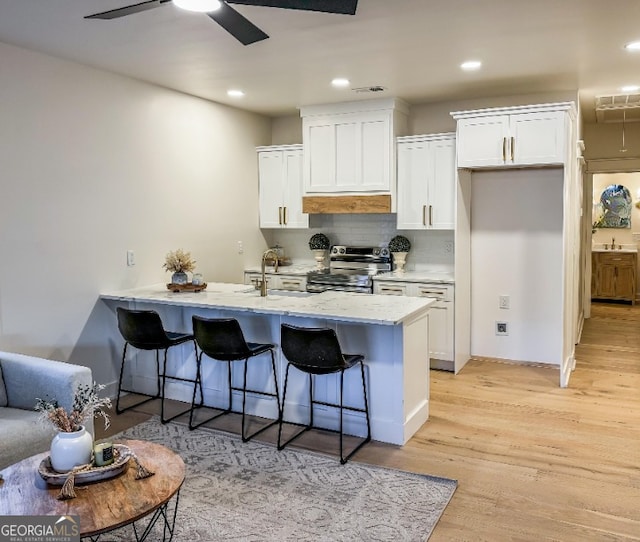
360;360;371;439
270;350;282;420
339;369;345;464
308;373;314;429
116;342;160;414
241;357;249;441
188;351;204;429
277;363;292;450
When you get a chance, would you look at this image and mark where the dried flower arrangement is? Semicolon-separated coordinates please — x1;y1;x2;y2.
35;382;112;433
163;249;196;273
308;233;330;250
388;235;411;253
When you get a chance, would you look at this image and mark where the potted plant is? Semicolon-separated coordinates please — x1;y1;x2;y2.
163;249;196;285
309;233;330;270
388;235;411;273
35;382;112;473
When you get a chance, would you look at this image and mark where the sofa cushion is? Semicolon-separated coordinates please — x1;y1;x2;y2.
0;364;7;407
0;407;56;470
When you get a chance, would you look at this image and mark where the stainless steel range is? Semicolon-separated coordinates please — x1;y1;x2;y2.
306;245;392;294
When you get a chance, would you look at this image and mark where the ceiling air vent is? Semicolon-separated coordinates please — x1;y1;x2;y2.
353;86;387;94
595;93;640;123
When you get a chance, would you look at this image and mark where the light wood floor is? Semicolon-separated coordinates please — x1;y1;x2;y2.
101;302;640;541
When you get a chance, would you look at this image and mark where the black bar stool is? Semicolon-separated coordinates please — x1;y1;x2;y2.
189;316;281;442
277;323;371;464
116;307;201;423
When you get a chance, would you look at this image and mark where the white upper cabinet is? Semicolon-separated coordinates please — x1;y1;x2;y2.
257;145;308;229
396;133;456;230
452;103;571;169
300;98;409;196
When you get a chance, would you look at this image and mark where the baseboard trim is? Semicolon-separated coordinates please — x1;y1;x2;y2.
469;355;558;369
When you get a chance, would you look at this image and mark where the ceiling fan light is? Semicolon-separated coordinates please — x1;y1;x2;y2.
460;60;482;71
331;78;350;88
174;0;221;13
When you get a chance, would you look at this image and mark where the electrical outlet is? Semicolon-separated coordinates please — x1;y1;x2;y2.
126;250;135;267
444;241;453;253
496;321;508;336
499;295;510;309
237;241;243;254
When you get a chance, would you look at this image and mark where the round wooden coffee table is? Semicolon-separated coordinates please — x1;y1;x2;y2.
0;439;185;541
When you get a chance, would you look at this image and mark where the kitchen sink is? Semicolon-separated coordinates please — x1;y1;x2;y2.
236;287;313;298
268;289;314;298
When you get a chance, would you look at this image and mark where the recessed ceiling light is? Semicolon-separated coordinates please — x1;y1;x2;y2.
624;41;640;51
331;78;350;88
173;0;221;13
227;89;245;98
460;60;482;71
621;85;640;92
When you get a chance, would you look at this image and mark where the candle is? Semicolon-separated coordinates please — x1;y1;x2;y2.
94;442;114;467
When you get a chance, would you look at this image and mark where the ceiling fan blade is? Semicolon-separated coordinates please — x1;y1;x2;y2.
85;0;171;20
226;0;357;15
208;2;269;45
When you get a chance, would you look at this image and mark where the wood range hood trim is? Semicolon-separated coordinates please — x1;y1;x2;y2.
302;195;392;214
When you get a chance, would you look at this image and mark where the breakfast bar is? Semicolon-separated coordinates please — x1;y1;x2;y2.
100;283;434;445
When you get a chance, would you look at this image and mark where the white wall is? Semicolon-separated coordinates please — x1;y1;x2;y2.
470;168;564;364
262;215;454;271
0;42;271;385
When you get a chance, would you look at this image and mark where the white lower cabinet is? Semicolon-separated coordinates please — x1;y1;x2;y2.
244;272;307;292
374;280;454;369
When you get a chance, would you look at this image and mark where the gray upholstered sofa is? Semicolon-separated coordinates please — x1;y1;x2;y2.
0;351;93;470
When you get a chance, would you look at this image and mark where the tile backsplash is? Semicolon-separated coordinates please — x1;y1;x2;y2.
262;214;454;271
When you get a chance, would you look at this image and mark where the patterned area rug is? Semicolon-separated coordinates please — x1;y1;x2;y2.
111;418;457;541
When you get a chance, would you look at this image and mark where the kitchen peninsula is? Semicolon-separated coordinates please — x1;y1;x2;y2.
100;283;435;445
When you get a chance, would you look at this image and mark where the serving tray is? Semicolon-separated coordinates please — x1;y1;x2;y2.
38;444;132;485
166;282;207;293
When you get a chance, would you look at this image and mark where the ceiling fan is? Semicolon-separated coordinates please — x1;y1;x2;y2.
85;0;358;46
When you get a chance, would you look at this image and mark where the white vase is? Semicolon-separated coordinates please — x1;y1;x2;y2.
313;249;327;270
393;252;408;273
50;425;93;473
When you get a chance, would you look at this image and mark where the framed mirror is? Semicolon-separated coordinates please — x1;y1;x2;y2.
593;184;632;229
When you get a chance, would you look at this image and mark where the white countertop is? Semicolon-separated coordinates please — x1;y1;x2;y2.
100;282;435;326
591;247;638;253
373;270;455;284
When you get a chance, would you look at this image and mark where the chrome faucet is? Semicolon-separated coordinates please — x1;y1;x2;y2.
259;249;279;297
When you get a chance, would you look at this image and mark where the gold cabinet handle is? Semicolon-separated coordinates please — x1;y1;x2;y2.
423;205;426;226
278;207;282;225
380;287;404;295
502;137;506;162
429;205;433;226
511;136;515;161
419;289;445;296
283;206;287;225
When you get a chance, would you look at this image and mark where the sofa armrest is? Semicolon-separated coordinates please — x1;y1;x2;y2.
0;351;93;414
